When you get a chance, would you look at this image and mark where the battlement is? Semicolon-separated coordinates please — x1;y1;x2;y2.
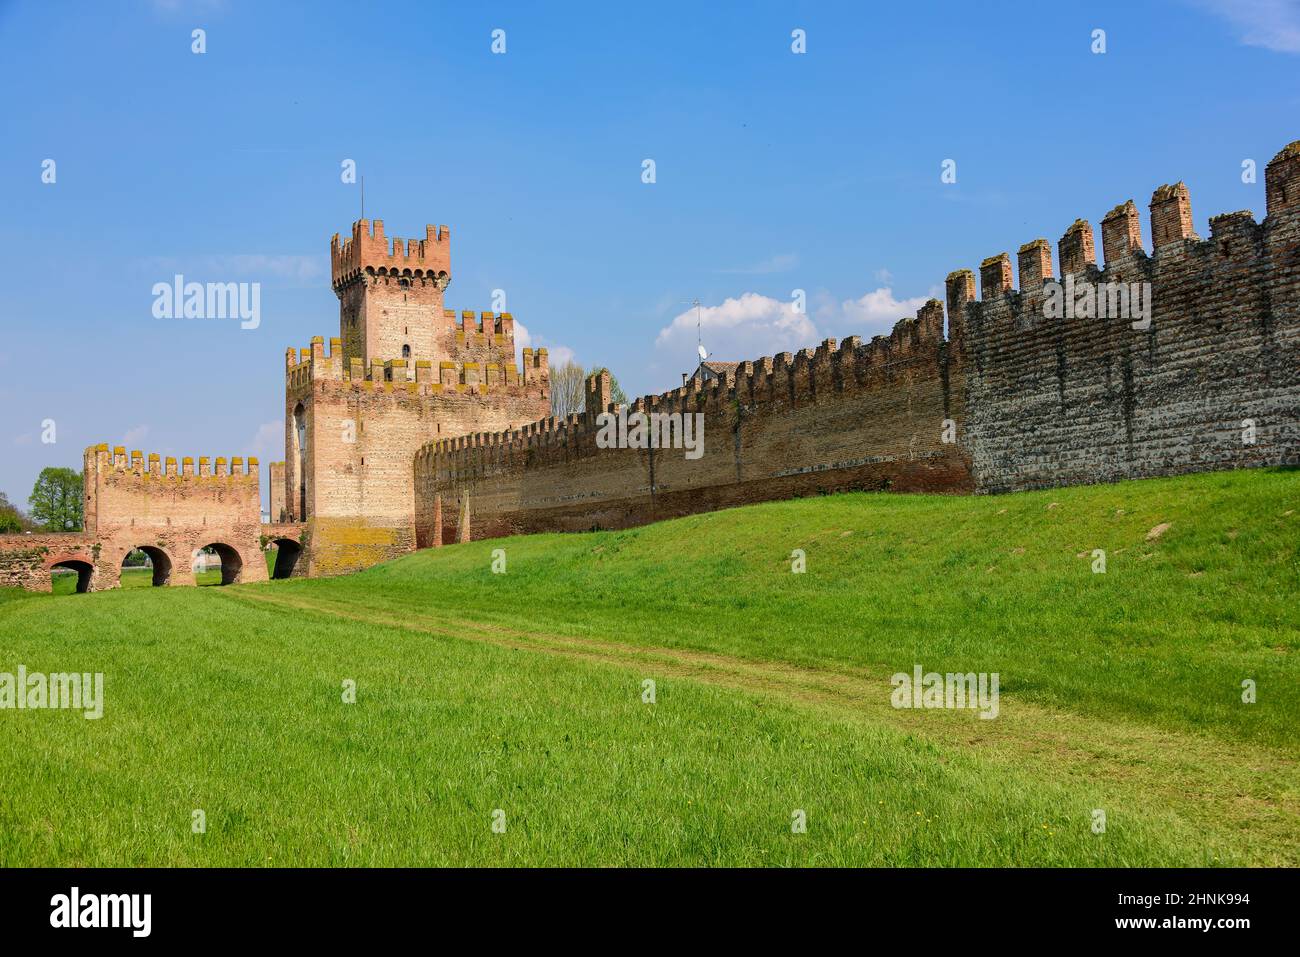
1266;140;1300;214
284;332;547;397
943;141;1300;331
61;139;1293;584
417;136;1300;513
417;298;948;476
331;218;451;289
446;309;518;344
946;137;1300;492
72;444;266;588
85;444;260;482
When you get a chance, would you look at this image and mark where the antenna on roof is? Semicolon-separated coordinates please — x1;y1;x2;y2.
682;298;706;363
360;175;365;220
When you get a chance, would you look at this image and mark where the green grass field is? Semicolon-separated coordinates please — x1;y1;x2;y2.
1;468;1296;866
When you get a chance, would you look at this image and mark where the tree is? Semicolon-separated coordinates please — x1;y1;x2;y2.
0;491;29;534
549;360;585;419
28;467;83;532
550;362;630;418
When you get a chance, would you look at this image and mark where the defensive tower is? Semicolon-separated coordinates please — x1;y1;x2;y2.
331;219;453;366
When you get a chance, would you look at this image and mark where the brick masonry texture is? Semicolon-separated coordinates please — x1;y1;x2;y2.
286;216;550;576
3;140;1297;589
416;140;1300;543
0;446;290;591
961;148;1300;492
415;310;971;545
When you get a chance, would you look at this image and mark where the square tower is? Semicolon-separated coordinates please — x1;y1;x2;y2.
331;219;452;366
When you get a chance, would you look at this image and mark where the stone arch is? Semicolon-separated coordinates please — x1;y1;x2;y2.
196;542;244;586
269;538;303;579
122;545;174;587
47;555;94;594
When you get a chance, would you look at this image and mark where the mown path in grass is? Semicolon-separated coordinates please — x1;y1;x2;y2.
281;468;1300;752
226;586;1300;866
0;580;1284;866
1;468;1295;865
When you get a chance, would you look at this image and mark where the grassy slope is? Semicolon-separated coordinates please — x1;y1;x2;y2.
296;466;1300;749
1;468;1296;866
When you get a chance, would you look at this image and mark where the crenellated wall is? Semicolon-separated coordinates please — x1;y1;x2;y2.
414;299;972;545
958;143;1300;491
284;331;549;576
0;445;271;592
278;213;554;577
83;444;269;588
6;145;1298;592
330;219;451;288
414;140;1300;543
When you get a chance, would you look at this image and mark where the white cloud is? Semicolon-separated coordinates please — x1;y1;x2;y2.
829;287;935;338
513;319;576;369
656;292;818;362
513;319;532;351
543;345;577;368
247;421;283;460
123;424;150;446
654;285;938;367
1191;0;1300;52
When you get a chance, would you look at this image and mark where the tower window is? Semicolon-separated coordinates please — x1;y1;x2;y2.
402;344;411;358
399;278;410;288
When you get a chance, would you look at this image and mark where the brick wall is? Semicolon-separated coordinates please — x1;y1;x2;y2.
0;446;268;592
332;219;451;367
415;305;972;544
0;533;96;592
268;461;286;522
414;139;1300;542
285;336;549;576
6;144;1299;593
82;445;268;587
959;144;1300;491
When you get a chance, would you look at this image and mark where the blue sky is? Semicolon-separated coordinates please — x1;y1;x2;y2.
2;0;1299;510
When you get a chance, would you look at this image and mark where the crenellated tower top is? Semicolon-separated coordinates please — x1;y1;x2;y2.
331;217;459;367
330;219;451;291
